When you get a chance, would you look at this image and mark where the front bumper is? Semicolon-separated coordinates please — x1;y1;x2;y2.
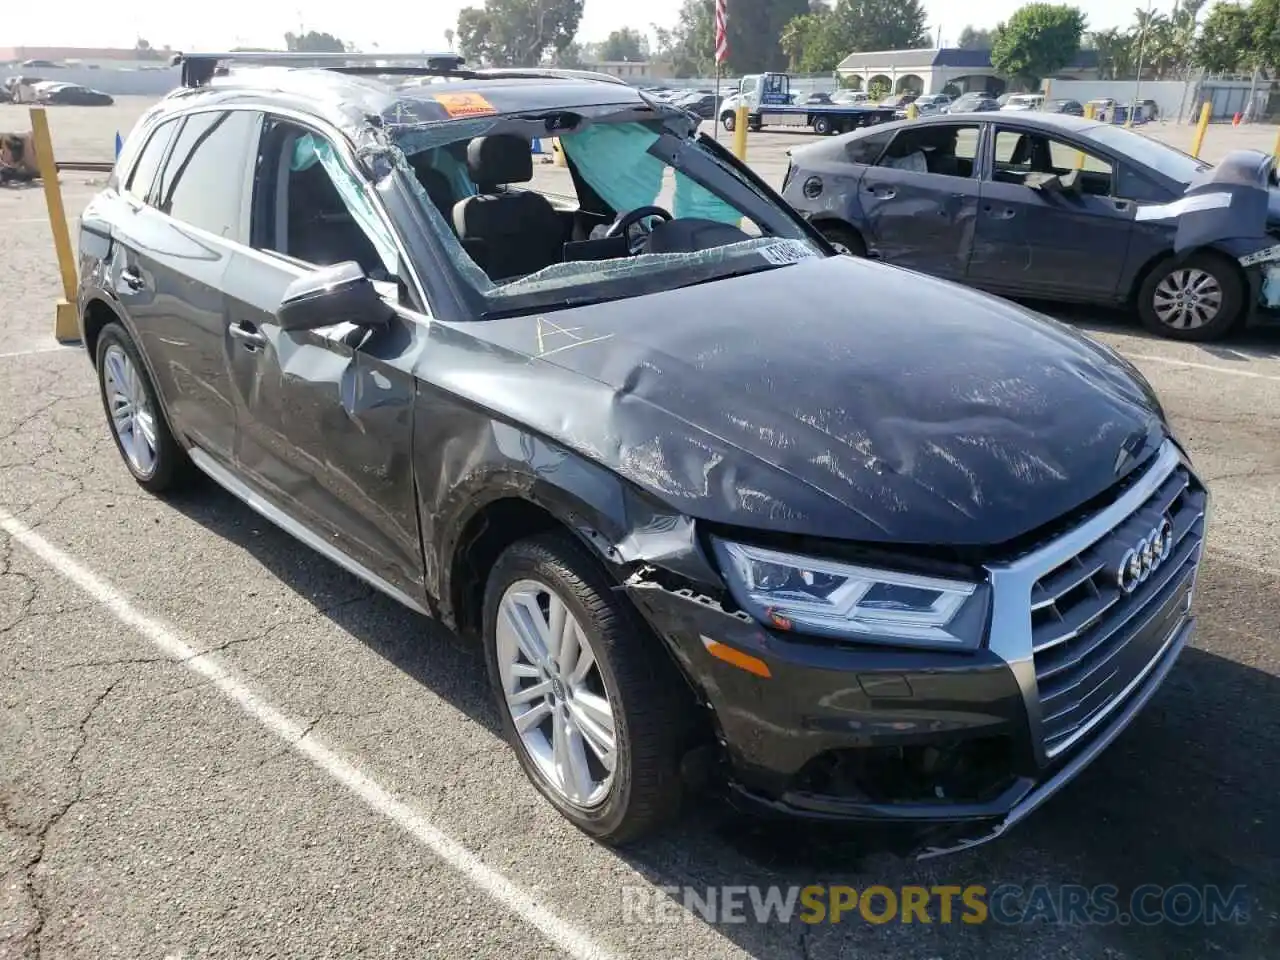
624;439;1204;858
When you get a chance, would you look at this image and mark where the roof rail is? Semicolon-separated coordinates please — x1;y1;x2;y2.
169;51;467;88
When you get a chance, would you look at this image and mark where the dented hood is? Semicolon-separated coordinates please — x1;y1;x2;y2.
458;256;1167;547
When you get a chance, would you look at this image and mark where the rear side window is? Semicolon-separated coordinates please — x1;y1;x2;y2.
124;119;177;200
844;129;894;165
156;110;260;239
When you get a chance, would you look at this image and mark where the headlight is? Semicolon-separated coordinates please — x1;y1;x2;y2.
711;538;987;650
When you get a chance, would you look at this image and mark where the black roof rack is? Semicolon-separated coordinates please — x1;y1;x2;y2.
170;51;467;88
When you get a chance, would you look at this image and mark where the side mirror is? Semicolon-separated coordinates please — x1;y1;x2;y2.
276;260;393;333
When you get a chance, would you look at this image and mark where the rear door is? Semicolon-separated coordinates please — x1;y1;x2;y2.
222;113;426;595
858;122;984;278
968;125;1135;300
108;109;260;465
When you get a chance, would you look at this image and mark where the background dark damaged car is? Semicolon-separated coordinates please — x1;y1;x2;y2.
783;112;1280;341
77;52;1208;856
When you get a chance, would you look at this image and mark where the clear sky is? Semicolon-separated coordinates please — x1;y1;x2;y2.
8;1;1159;54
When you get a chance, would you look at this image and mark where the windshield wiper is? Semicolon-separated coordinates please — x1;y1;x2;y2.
479;293;629;321
665;260;794;292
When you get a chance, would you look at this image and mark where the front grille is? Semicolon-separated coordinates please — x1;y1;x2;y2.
1028;459;1207;757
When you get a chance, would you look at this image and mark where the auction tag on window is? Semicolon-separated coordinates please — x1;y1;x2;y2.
432;93;497;118
757;240;814;266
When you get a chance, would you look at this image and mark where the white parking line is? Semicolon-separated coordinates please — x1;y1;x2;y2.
0;346;72;359
0;508;620;960
1124;353;1280;383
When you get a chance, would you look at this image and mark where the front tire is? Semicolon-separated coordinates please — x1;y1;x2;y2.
818;223;867;257
482;533;694;845
94;322;193;493
813;116;832;135
1137;252;1244;342
721;112;736;132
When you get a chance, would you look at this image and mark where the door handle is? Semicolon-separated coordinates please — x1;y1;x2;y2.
865;186;897;200
229;321;267;351
120;267;146;291
983;205;1017;220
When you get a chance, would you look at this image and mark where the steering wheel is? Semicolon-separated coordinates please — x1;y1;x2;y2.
605;205;674;253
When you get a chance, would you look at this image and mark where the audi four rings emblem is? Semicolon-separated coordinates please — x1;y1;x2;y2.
1115;518;1175;594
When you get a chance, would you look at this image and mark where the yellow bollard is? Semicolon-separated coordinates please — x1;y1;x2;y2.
905;103;919;121
28;107;80;343
552;137;566;167
1272;124;1280;161
732;104;748;161
1190;101;1212;159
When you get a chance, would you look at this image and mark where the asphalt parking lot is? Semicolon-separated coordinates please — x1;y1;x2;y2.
2;98;1279;959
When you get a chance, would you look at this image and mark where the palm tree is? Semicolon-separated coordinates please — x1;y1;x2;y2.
444;28;455;52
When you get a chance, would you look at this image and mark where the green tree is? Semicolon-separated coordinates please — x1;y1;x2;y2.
957;26;995;49
828;0;931;55
1250;0;1280;71
780;13;824;71
455;0;584;67
990;3;1087;89
284;31;346;53
598;27;649;61
1194;1;1253;72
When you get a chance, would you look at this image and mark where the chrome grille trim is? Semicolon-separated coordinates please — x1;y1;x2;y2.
985;439;1204;765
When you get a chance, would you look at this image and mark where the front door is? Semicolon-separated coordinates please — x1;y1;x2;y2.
968;127;1135;301
858;122;983;278
224;115;425;595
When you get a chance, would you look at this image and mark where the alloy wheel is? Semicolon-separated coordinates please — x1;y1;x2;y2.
496;579;618;809
1152;268;1223;331
102;344;158;478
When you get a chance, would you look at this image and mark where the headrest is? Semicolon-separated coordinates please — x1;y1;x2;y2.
467;134;533;188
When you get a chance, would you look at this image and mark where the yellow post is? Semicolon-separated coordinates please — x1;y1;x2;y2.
1272;124;1280;161
1041;80;1052;109
732;104;748;161
1190;101;1212;159
28;106;80;343
552;137;566;167
905;102;919;121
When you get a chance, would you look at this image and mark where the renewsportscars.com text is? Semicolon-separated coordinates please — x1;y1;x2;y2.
620;883;1251;926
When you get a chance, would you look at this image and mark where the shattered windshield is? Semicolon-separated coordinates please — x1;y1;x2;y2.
389;110;824;315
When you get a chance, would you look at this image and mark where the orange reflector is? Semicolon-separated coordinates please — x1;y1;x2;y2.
701;637;772;678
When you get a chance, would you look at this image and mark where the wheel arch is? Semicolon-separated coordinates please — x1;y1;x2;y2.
1128;245;1250;312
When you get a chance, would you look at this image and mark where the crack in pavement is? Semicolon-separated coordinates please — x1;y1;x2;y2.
3;674;125;959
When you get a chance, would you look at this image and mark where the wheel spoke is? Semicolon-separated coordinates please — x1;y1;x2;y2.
556;613;582;678
507;679;553;706
514;700;552;734
544;593;566;667
502;594;550;668
567;699;616;772
569;640;596;685
554;713;595;803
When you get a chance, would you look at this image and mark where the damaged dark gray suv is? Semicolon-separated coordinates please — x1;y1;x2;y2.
77;52;1208;856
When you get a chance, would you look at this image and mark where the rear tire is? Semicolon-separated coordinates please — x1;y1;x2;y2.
1136;251;1244;342
482;532;694;845
813;116;832;135
94;322;193;493
818;223;867;258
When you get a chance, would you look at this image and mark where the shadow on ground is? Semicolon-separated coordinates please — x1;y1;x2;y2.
168;484;1279;959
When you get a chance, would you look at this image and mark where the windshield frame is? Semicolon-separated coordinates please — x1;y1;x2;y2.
387;104;834;321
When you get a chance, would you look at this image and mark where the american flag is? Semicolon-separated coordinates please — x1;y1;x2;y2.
714;0;729;64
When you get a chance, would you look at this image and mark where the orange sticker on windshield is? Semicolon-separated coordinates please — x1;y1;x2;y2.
433;93;497;117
